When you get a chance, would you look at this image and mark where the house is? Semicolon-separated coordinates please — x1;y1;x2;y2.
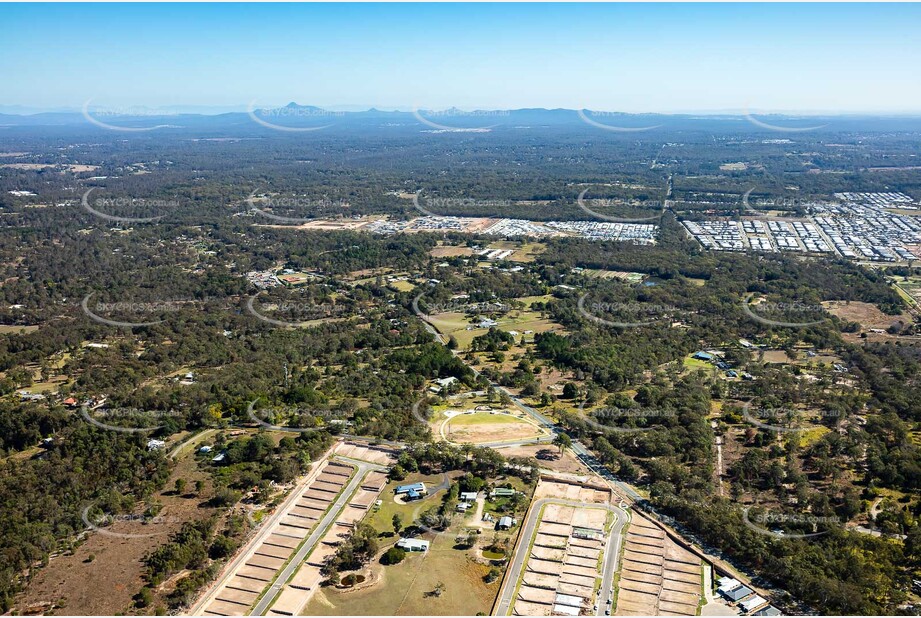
456;502;471;512
498;516;514;530
693;351;714;361
62;397;78;407
147;439;166;451
395;482;427;500
459;491;479;502
741;595;768;613
478;318;498;328
434;376;459;388
396;538;429;552
721;585;754;602
754;606;781;616
491;488;516;499
211;452;226;463
18;391;45;402
199;445;212;454
726;370;738;378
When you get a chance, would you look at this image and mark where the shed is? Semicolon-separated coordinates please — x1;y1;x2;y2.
741;595;768;613
396;538;429;552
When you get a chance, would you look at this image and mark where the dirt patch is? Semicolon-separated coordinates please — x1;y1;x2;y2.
430;245;474;258
824;300;909;330
443;413;544;444
13;444;219;615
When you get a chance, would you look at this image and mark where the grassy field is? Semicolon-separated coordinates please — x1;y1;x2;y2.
0;324;39;334
682;355;712;370
389;280;416;292
305;472;500;616
515;294;554;308
303;530;496;616
428;307;561;350
365;473;451;534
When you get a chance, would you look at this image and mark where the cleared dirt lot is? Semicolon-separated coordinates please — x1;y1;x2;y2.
512;497;611;616
199;460;352;616
614;513;702;616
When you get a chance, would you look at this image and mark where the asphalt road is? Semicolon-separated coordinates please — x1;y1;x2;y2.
493;498;628;616
250;458;387;616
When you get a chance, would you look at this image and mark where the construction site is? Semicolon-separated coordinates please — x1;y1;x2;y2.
192;441;396;617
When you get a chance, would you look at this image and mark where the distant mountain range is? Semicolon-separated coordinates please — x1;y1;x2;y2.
2;103;920;132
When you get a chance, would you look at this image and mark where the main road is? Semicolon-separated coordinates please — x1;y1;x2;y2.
493;497;629;616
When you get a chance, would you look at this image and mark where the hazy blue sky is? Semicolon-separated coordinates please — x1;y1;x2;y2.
2;3;920;114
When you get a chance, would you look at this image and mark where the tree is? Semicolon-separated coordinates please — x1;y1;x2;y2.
392;514;403;535
175;478;187;495
135;587;153;608
380;546;406;565
195;479;204;495
562;382;578;399
553;432;572;454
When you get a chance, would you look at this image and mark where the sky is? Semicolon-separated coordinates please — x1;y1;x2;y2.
2;2;921;115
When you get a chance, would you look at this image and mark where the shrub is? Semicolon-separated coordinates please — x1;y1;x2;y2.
380;546;406;565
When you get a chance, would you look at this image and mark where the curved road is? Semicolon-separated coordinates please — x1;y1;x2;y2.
493;497;629;616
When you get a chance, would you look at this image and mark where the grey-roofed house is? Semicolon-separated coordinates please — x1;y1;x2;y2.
721;585;754;602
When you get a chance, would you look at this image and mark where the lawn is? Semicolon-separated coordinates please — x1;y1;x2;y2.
303;530;496;616
389;280;416;292
0;324;39;334
682;355;711;370
366;473;452;536
306;472;500;616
